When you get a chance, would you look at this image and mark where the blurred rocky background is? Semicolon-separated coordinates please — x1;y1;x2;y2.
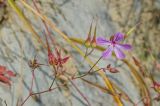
0;0;159;106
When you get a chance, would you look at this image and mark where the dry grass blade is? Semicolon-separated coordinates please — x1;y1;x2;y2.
81;78;112;94
123;59;152;105
7;0;46;50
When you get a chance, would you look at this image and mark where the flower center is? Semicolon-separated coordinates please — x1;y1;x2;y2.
112;41;116;47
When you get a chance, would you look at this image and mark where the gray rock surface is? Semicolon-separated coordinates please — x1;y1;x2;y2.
0;0;159;106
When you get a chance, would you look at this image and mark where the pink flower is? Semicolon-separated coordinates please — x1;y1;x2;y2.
96;32;132;59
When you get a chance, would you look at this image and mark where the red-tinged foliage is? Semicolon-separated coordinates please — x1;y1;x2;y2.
0;75;10;85
132;56;146;77
84;19;93;48
132;56;141;66
0;65;16;85
105;64;119;73
48;51;56;65
151;81;160;90
6;70;16;77
90;19;97;48
151;81;160;100
48;48;69;67
109;68;119;73
57;56;70;65
142;97;150;106
55;49;69;67
0;65;6;73
85;37;91;47
153;94;160;101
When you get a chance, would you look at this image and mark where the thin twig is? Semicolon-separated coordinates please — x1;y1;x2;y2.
69;80;91;106
73;56;102;79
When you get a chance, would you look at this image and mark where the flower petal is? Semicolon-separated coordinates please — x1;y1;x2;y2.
113;32;124;42
117;44;132;50
96;37;111;45
114;47;125;59
102;46;113;58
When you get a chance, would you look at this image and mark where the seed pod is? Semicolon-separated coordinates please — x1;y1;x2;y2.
91;21;97;48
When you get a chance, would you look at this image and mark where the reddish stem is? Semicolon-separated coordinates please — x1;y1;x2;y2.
20;70;35;106
20;95;30;106
69;80;91;106
30;70;35;93
49;75;56;90
32;0;56;46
